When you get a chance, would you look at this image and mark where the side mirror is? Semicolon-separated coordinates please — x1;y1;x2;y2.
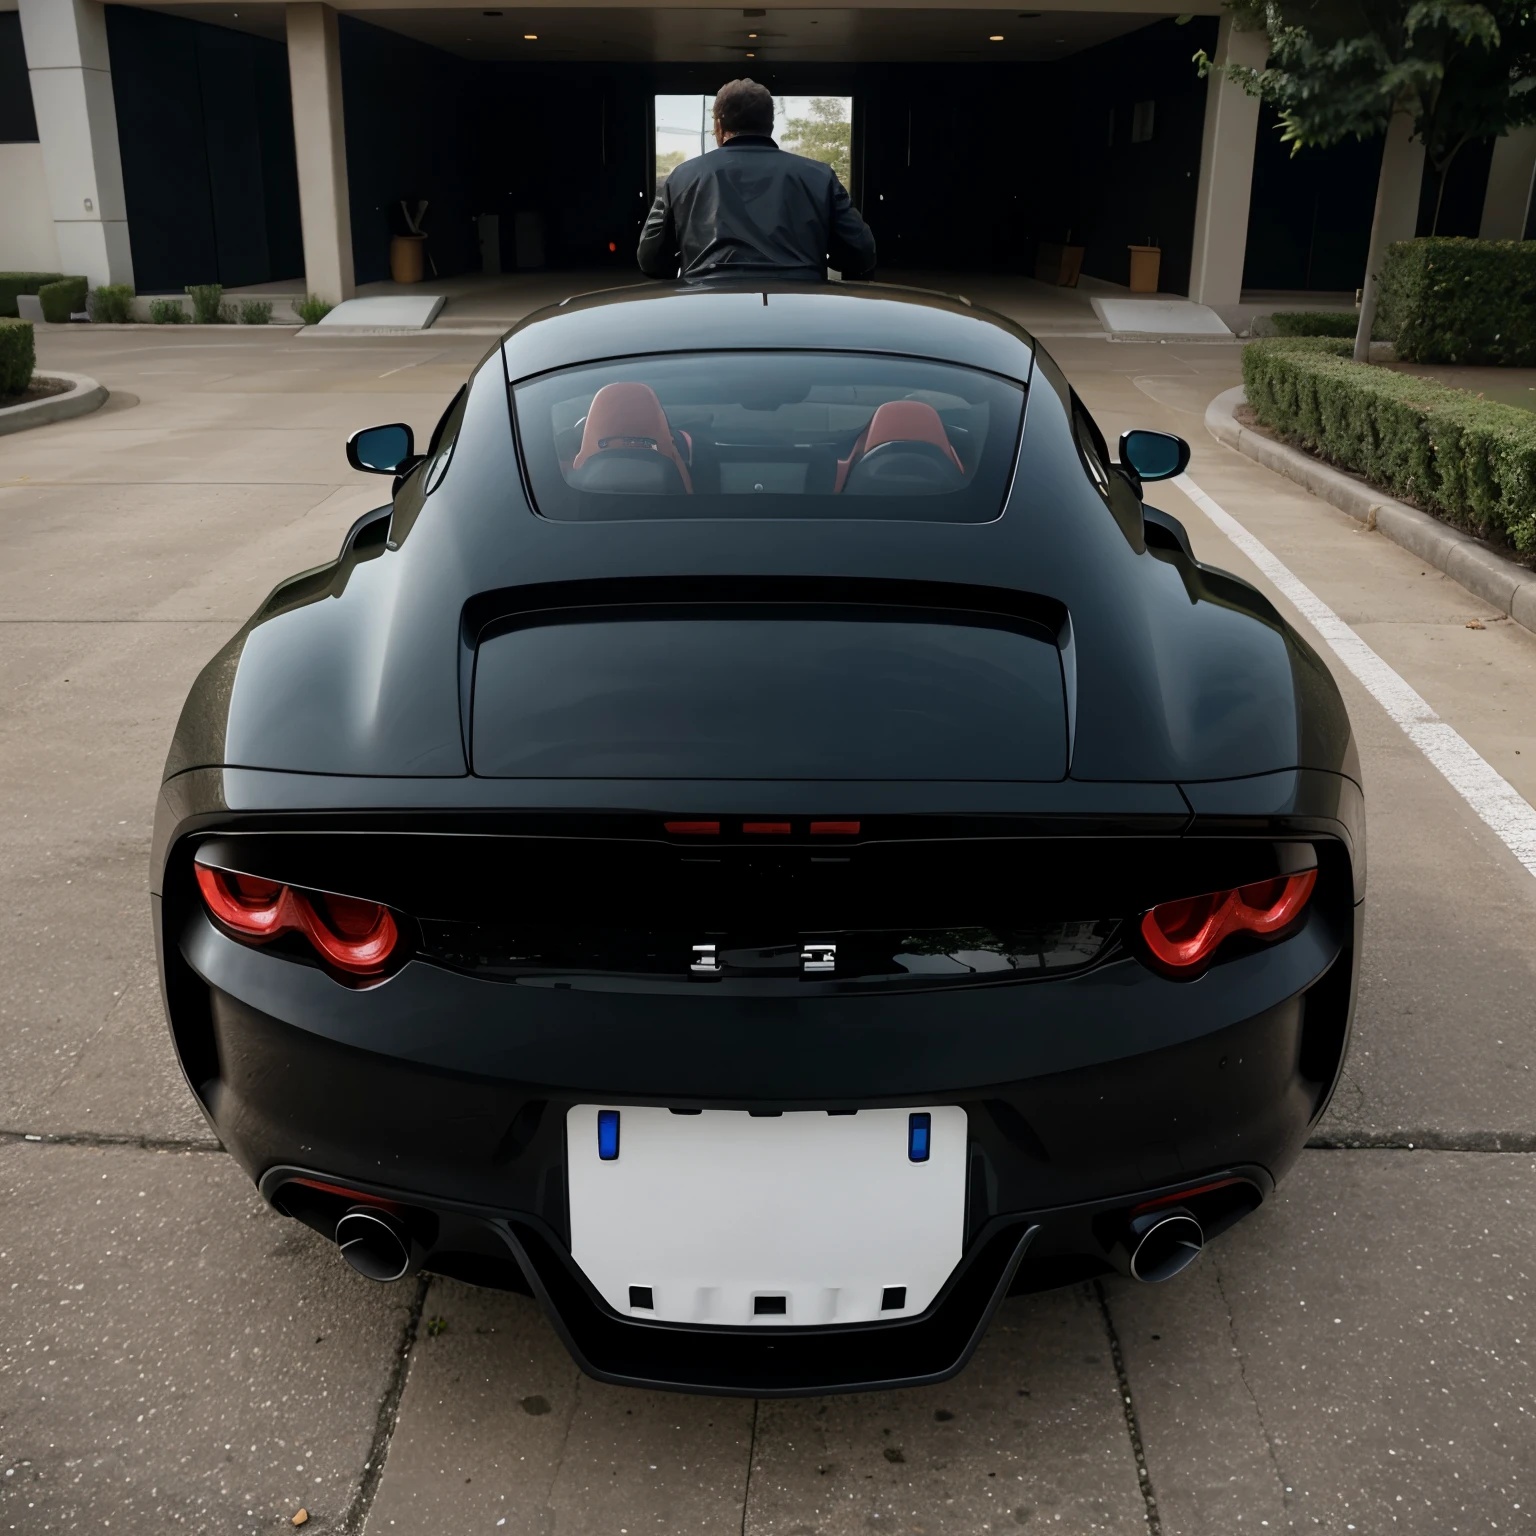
1118;429;1190;483
347;423;416;475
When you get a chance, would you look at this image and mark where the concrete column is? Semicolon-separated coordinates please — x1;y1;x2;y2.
17;0;132;288
286;2;354;303
1375;108;1426;250
1188;12;1267;309
1480;124;1536;240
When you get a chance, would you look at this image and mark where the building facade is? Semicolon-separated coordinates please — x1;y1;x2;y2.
2;0;1533;311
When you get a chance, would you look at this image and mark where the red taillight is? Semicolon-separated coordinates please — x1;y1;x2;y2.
194;863;400;976
1140;869;1317;974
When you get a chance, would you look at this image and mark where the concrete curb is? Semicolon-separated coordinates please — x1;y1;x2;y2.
0;372;109;436
295;325;468;338
41;322;304;332
1205;385;1536;638
1107;333;1244;346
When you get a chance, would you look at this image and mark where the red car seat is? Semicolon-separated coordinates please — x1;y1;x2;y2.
572;383;693;493
835;401;963;491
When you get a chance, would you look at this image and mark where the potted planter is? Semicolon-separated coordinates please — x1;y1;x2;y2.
390;234;427;284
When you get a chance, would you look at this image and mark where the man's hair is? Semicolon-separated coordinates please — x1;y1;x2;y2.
714;78;774;136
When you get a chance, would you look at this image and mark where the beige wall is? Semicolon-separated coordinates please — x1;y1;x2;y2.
0;143;63;271
17;0;134;286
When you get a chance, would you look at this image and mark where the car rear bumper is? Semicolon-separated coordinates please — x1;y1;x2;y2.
158;890;1359;1391
256;1164;1274;1396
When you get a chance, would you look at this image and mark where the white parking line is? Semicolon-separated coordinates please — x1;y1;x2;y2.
1175;473;1536;881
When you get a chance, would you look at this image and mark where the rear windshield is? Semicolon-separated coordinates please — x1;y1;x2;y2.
511;352;1024;522
473;614;1066;779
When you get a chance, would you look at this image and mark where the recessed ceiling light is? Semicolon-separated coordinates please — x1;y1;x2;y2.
748;32;757;37
746;50;755;56
524;32;537;39
990;34;1004;41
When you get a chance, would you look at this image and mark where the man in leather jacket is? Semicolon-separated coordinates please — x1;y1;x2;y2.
637;79;876;284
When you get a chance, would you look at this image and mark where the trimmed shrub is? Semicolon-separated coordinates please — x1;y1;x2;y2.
1242;336;1536;552
0;317;35;396
1271;311;1360;338
38;276;88;323
148;298;189;324
90;283;134;324
239;299;273;325
186;283;224;324
293;293;333;325
1378;238;1536;366
0;272;64;319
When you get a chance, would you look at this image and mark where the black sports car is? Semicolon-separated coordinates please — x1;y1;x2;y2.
153;282;1363;1396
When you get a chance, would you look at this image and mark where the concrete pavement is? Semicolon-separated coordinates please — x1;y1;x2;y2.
3;291;1535;1535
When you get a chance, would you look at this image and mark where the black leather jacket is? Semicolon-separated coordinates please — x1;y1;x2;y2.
637;136;877;284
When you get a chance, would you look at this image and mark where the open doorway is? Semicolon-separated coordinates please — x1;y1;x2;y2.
654;95;854;191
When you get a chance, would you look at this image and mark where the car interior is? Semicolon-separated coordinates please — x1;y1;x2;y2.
559;381;979;497
513;353;1023;521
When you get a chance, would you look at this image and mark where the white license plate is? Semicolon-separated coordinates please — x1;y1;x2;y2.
566;1105;966;1326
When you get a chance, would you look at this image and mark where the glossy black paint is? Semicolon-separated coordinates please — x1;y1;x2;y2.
154;281;1364;1394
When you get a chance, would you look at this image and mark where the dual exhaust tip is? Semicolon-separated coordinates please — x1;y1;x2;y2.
1117;1207;1204;1284
331;1202;1205;1289
335;1206;417;1283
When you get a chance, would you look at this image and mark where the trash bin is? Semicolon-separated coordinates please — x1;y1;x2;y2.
390;234;427;284
1128;245;1162;294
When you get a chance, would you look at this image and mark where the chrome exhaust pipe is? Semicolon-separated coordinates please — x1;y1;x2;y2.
1116;1207;1204;1283
335;1205;417;1283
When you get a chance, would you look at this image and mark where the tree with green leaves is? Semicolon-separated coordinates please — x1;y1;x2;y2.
782;97;853;186
1198;2;1536;360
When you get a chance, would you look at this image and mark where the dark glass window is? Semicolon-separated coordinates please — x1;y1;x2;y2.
511;352;1024;522
1070;389;1113;498
420;385;466;495
0;14;39;144
472;613;1066;780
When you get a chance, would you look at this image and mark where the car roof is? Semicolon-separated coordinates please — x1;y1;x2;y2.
499;281;1036;385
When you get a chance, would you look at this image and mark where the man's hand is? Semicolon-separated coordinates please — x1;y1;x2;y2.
828;175;877;282
637;186;681;280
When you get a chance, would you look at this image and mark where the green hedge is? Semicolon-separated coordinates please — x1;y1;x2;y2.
38;276;88;323
1378;238;1536;366
0;317;36;397
1271;311;1360;338
0;272;64;319
1242;336;1536;552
